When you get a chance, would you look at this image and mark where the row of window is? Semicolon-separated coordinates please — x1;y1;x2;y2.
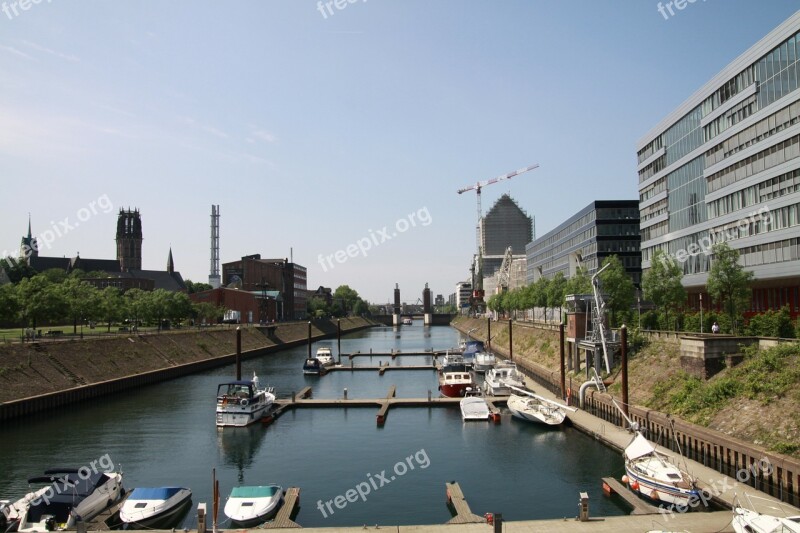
707;168;800;218
710;202;800;243
750;287;800;313
640;178;667;203
705;99;800;167
641;198;668;222
667;157;706;232
740;236;800;268
640;219;669;242
707;133;800;194
701;64;756;116
527;210;596;254
703;93;757;142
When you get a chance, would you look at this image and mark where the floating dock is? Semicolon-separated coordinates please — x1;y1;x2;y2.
262;487;301;529
343;349;454;360
328;363;436;375
601;477;660;515
445;481;485;524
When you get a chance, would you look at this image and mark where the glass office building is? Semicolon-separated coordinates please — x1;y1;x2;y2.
637;12;800;315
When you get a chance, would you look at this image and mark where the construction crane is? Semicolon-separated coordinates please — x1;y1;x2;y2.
496;246;514;294
457;164;539;313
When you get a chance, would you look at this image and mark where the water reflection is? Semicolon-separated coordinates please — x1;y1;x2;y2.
216;424;267;483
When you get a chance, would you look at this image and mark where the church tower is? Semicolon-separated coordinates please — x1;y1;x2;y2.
116;208;142;271
20;214;38;263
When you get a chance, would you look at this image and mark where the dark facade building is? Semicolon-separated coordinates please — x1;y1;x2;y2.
478;194;533;278
116;209;143;271
189;287;280;324
222;255;307;320
526;200;641;286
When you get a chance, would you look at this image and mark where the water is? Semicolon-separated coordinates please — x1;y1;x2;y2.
0;325;629;527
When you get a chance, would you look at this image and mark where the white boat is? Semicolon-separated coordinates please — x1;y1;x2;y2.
119;487;192;529
315;347;335;367
402;317;413;325
507;387;574;426
439;371;475;398
460;390;490;421
223;485;282;527
732;495;800;533
623;432;700;506
0;487;51;532
439;352;467;373
483;362;525;395
472;350;496;373
216;371;276;427
16;469;124;532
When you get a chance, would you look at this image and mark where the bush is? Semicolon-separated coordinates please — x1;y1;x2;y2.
745;306;795;338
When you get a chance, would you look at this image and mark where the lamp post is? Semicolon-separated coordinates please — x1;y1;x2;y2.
700;293;704;334
637;293;641;330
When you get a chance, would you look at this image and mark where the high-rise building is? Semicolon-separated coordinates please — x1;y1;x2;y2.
116;208;143;271
637;12;800;315
478;194;533;278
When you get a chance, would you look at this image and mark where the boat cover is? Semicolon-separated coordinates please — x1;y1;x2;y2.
128;487;185;500
624;433;657;461
230;486;280;498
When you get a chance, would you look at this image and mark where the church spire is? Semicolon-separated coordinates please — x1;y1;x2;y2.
167;247;174;274
27;213;32;238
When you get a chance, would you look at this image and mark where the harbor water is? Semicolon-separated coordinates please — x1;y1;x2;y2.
0;324;629;528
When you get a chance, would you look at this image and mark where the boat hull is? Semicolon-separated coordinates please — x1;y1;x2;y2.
623;465;700;507
440;383;471;398
120;488;193;529
224;486;282;528
460;397;490;420
216;401;271;427
507;395;566;426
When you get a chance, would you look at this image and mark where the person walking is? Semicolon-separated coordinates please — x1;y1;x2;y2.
711;321;720;334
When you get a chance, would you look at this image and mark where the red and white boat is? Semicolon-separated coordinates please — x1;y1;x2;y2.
439;371;474;398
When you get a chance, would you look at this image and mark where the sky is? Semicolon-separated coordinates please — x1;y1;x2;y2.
1;1;799;304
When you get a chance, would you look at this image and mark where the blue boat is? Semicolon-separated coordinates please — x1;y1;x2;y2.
462;341;485;367
302;357;324;375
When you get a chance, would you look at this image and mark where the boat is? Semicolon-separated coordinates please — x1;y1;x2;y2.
472;350;496;373
223;485;283;527
439;371;475;398
315;347;335;367
622;432;700;506
507;386;574;426
460;389;490;421
732;494;800;533
119;487;192;529
302;357;324;375
483;362;525;395
439;352;467;373
462;340;485;367
402;317;413;325
16;469;124;532
216;371;276;427
0;486;52;532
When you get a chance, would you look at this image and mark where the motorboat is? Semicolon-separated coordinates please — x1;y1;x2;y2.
438;352;467;373
622;432;700;506
507;387;574;426
483;362;525;395
16;469;124;532
216;371;276;427
315;347;335;367
223;485;283;527
402;317;413;325
732;494;800;533
0;486;52;532
462;340;484;367
302;357;324;375
439;371;474;398
119;487;192;529
472;350;496;373
460;390;490;421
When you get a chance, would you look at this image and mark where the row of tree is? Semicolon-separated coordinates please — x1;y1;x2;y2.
487;243;760;334
307;285;371;318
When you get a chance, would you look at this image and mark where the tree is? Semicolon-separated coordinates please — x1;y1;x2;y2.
185;280;213;294
165;291;193;326
0;283;19;325
193;301;223;324
641;249;686;331
16;275;63;328
706;243;753;334
564;267;592;300
125;288;150;329
40;268;68;284
59;277;101;334
332;285;364;317
98;286;125;332
0;257;36;283
598;255;636;328
546;272;567;322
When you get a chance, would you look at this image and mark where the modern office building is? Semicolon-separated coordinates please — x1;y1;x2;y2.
637;12;800;315
455;281;472;310
526;200;641;285
478;194;533;278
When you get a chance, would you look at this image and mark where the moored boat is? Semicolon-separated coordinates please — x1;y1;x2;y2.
507;387;573;426
402;317;413;325
623;432;700;506
16;469;124;532
483;362;525;395
460;390;490;421
439;371;474;398
462;340;484;367
223;485;282;527
439;352;467;373
119;487;192;529
732;495;800;533
302;357;324;375
315;347;335;367
216;372;276;427
473;350;496;373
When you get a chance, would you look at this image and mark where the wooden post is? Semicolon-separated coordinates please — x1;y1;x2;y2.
307;321;312;359
235;327;242;381
621;325;629;419
337;319;342;364
487;317;491;352
508;319;513;361
559;322;566;400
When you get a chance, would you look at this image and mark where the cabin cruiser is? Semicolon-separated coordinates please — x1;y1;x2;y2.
460;389;490;421
439;372;475;398
224;485;282;527
119;487;192;529
439;352;467;373
315;347;335;367
483;362;525;395
462;341;484;367
473;350;496;373
216;372;276;427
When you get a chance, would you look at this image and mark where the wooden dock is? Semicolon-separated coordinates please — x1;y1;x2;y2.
344;349;453;360
86;489;129;530
327;363;437;375
271;387;507;425
601;477;660;515
445;481;485;524
263;487;301;528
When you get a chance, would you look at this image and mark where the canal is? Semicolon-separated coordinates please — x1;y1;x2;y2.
0;324;629;528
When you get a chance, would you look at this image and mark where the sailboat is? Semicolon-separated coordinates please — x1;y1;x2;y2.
732;494;800;533
507;386;575;426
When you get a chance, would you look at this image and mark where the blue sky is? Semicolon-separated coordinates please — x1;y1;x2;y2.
1;1;798;303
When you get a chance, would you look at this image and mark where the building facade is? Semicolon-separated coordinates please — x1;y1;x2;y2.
526;200;641;285
221;255;307;320
478;194;533;278
455;281;472;311
637;13;800;314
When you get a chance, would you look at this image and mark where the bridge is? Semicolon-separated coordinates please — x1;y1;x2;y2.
372;283;455;325
371;314;456;326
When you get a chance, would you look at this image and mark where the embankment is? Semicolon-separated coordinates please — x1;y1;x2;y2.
0;318;374;421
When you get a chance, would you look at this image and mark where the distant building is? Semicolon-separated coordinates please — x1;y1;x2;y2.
526;200;641;285
478;194;533;278
309;286;333;306
456;281;472;310
637;12;800;315
18;209;186;292
221;254;307;320
434;294;445;308
189;287;280;324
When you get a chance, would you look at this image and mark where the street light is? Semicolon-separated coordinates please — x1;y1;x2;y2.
700;293;704;334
